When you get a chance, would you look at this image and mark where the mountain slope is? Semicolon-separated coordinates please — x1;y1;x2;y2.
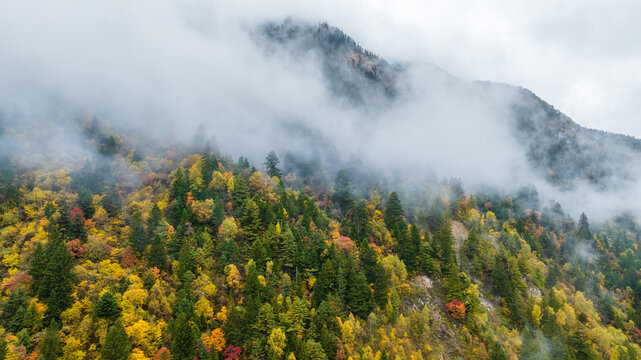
261;21;641;192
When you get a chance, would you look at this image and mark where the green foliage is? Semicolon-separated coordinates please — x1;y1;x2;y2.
94;291;122;320
40;321;63;360
264;151;282;179
101;321;130;360
171;313;198;360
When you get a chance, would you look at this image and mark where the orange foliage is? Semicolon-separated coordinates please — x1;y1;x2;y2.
446;299;466;319
154;347;171;360
203;328;226;352
120;246;138;268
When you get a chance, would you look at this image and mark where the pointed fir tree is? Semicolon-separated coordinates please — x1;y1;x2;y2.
241;199;261;243
94;291;122;321
232;174;249;215
39;228;75;323
333;170;353;214
384;192;404;233
264;151;282;179
128;210;148;254
40;320;63;360
148;234;168;270
171;313;197;360
146;203;163;238
101;320;130;360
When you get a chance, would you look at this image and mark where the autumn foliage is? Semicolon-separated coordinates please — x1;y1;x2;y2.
446;299;466;319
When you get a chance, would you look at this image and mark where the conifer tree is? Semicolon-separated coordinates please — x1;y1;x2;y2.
333;170;353;214
171;313;197;360
347;268;373;318
94;291;122;321
241;199;261;243
264;151;282;179
39;229;75;323
279;226;297;270
384;192;404;233
146;203;163;238
40;321;62;360
101;321;130;360
232;174;249;215
434;219;455;267
128;210;148;254
148;234;168;270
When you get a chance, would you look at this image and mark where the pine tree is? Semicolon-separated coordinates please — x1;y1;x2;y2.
489;341;508;360
279;226;297;270
148;234;168;270
78;189;95;219
0;156;20;207
578;213;592;240
39;229;75;323
128;211;149;254
348;201;370;245
384;192;404;233
171;167;190;201
333;170;353;214
40;321;63;360
264;151;282;179
232;174;249;215
146;203;163;238
172;313;197;360
360;245;388;307
101;321;130;360
0;338;7;360
347;267;373;318
212;197;226;229
29;242;47;292
434;219;455;267
94;291;122;321
241;199;261;243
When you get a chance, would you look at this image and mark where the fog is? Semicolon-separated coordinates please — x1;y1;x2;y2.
0;0;640;221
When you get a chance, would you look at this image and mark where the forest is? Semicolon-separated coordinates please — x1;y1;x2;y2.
1;123;641;360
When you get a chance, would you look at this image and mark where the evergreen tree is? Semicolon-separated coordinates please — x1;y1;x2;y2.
40;321;63;360
39;229;75;323
148;234;168;270
78;189;95;219
101;321;130;360
333;170;353;214
241;199;261;243
171;167;190;201
128;211;148;254
348;201;370;245
279;226;297;271
578;212;592;240
264;151;282;179
212;197;226;229
489;341;507;360
384;192;404;233
232;174;249;215
347;267;373;318
171;313;197;360
0;338;6;360
360;245;388;307
94;291;122;321
0;156;20;207
146;203;163;238
434;219;455;267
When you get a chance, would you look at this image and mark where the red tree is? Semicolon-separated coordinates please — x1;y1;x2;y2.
446;299;466;319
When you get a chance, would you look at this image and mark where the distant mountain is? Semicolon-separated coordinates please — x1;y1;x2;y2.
259;20;641;192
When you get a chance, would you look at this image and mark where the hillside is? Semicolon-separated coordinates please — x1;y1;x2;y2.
0;122;641;359
0;19;641;360
261;21;641;191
